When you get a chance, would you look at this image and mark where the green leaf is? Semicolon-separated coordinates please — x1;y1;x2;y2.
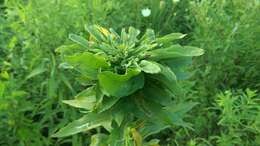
164;102;198;118
143;80;173;106
137;98;196;138
139;60;161;74
163;57;192;68
90;134;108;146
140;121;170;139
113;110;125;126
98;69;144;97
62;87;96;110
106;123;124;145
52;113;112;137
65;52;109;79
150;64;183;97
85;25;106;42
141;29;155;44
164;102;198;127
163;57;193;80
134;98;172;137
26;66;46;80
147;45;204;60
69;34;90;48
128;26;140;45
158;64;177;82
97;96;122;113
55;44;83;55
156;33;186;44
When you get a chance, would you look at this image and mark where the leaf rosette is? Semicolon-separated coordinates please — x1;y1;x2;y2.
54;25;203;145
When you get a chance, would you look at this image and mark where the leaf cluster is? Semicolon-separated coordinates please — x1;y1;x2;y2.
53;25;203;145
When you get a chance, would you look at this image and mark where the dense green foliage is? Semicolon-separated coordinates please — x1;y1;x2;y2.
0;0;259;146
52;25;203;145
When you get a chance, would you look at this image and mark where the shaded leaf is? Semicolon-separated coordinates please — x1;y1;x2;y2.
163;57;192;69
164;102;198;127
163;57;193;80
143;80;173;106
98;69;144;97
139;121;170;139
97;96;121;113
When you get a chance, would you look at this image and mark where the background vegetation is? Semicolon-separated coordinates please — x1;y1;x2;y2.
0;0;259;145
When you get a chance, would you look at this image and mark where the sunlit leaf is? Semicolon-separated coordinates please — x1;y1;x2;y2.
148;45;204;60
139;60;161;74
52;113;112;137
65;52;109;79
156;33;186;44
69;34;89;48
62;87;96;110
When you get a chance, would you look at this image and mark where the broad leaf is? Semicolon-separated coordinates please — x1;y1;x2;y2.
164;102;198;128
156;33;186;44
65;52;109;79
63;87;96;110
137;98;196;138
98;69;144;97
52;113;112;137
139;60;161;74
143;80;173;106
134;98;172;137
147;45;204;60
97;96;122;113
150;65;183;97
158;65;177;82
163;57;193;80
163;57;192;68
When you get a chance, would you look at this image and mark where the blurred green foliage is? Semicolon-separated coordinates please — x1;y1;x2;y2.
0;0;259;145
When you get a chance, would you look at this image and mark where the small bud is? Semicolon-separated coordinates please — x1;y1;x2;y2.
141;8;151;17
